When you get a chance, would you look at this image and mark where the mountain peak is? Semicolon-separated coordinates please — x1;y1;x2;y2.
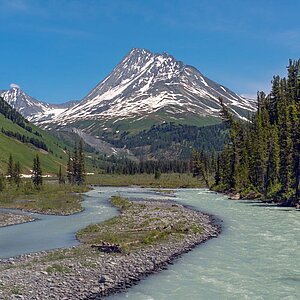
129;48;152;56
41;48;256;129
2;49;257;130
0;86;69;122
127;48;176;62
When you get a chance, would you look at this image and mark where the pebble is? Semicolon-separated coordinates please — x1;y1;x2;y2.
0;212;34;227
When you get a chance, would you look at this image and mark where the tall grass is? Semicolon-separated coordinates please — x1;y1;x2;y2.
0;181;89;215
86;173;205;188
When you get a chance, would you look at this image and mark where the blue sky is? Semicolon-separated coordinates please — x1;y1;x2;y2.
1;0;300;103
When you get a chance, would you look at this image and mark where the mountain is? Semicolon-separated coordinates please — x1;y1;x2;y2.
0;96;69;174
37;48;256;133
0;87;78;124
1;49;257;160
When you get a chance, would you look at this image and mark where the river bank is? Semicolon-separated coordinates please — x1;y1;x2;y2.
0;184;90;216
0;197;220;299
0;211;34;227
211;186;300;209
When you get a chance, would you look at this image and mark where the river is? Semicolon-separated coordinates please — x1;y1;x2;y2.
0;187;299;299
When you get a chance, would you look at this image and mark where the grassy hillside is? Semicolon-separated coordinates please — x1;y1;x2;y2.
0;101;69;174
96;112;221;135
51;110;221;137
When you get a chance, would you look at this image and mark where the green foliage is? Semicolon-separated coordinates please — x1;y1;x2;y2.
6;154;14;182
57;165;65;184
0;99;69;174
86;173;206;188
46;264;70;273
13;161;21;186
215;60;300;207
0;174;5;192
191;149;215;187
68;139;86;185
6;154;21;187
111;196;132;210
154;170;161;180
102;156;191;175
0;183;88;215
32;154;43;188
1;127;48;151
102;122;227;160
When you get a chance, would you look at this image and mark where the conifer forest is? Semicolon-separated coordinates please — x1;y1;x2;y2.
212;60;300;207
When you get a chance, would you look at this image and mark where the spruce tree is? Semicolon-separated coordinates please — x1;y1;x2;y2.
32;154;43;188
58;165;65;184
72;143;78;184
0;174;5;192
7;154;14;183
13;161;21;187
214;154;221;186
154;169;161;180
76;139;85;185
67;151;73;184
216;59;300;206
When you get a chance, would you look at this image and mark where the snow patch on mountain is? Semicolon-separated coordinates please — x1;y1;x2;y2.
0;87;78;122
1;49;256;130
39;48;256;128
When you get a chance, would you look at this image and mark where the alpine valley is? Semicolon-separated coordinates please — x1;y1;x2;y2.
1;48;256;160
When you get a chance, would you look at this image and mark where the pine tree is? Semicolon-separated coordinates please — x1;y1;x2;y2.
72;143;78;184
263;126;280;197
76;139;85;185
216;59;300;206
0;174;5;191
192;150;201;178
58;165;65;184
6;154;14;183
32;154;43;188
67;151;73;184
191;149;210;187
154;169;161;180
13;161;21;187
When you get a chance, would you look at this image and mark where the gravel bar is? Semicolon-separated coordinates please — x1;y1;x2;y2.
0;199;220;299
0;212;34;228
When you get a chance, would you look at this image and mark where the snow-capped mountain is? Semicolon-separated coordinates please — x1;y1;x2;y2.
1;49;256;134
42;48;256;130
0;86;77;122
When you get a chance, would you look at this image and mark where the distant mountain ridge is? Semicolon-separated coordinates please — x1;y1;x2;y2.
0;87;79;123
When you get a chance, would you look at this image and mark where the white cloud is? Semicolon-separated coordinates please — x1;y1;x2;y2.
10;83;20;89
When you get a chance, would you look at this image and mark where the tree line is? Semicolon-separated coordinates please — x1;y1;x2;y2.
0;139;86;192
91;154;191;175
0;153;43;191
211;59;300;207
66;139;85;185
102;122;227;160
1;128;48;151
0;97;39;135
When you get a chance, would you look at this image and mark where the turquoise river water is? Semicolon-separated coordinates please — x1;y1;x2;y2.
0;187;299;299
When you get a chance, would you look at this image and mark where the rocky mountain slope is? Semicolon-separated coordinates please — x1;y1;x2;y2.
1;49;256;135
0;86;78;124
38;48;256;132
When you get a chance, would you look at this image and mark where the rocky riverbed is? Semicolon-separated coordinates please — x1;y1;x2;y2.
0;198;220;299
0;212;34;228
